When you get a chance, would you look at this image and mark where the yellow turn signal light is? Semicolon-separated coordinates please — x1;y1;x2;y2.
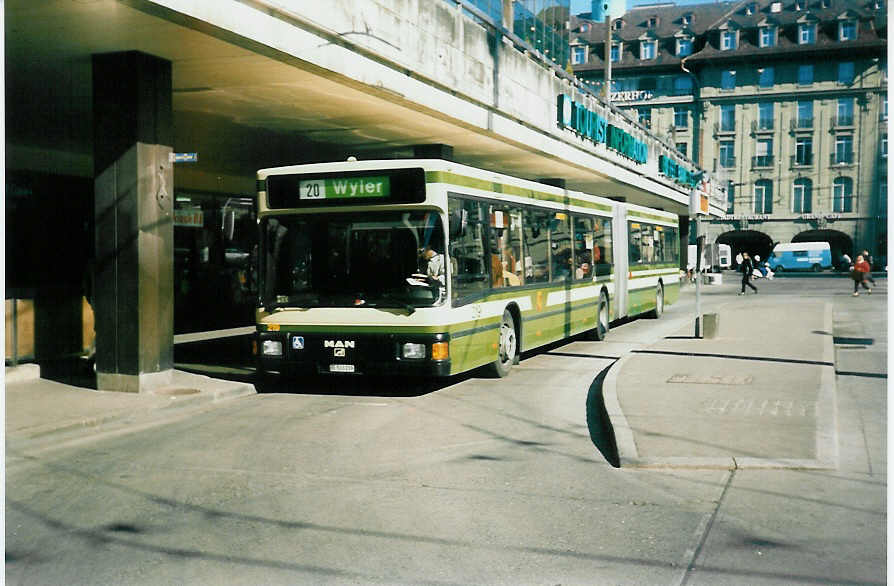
431;342;449;361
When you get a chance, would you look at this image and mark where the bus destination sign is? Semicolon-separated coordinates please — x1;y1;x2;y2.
299;176;390;201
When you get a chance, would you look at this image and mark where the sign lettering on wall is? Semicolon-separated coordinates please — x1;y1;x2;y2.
557;94;648;164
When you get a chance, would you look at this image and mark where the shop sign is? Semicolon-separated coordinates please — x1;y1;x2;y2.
659;154;699;188
721;214;769;221
557;94;648;164
800;213;841;221
610;90;654;102
174;208;204;228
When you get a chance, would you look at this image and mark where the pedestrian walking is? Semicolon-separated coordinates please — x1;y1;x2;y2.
851;255;872;296
738;252;758;295
861;250;876;285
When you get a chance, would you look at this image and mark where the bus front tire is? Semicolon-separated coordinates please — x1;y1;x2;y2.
489;309;517;378
649;284;664;319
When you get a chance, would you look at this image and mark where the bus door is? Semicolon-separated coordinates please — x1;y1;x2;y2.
613;208;629;319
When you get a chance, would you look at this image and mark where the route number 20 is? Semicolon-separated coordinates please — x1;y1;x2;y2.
299;179;326;200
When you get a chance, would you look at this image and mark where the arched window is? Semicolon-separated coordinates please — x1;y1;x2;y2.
792;178;812;213
833;177;854;212
754;179;773;214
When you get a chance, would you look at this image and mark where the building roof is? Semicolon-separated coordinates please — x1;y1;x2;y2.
571;0;886;73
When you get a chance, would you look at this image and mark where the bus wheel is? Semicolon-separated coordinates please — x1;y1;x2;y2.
489;309;517;378
584;291;610;341
812;264;823;273
774;266;783;273
649;284;664;319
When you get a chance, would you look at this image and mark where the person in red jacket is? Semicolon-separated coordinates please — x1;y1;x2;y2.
851;255;872;296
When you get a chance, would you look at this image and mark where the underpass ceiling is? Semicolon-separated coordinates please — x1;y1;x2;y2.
6;0;688;213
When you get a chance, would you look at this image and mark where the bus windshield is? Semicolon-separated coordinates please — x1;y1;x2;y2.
260;210;446;310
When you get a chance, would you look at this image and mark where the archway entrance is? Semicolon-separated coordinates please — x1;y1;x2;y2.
793;229;853;269
716;230;774;267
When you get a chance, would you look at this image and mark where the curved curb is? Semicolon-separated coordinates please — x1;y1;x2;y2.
601;303;839;470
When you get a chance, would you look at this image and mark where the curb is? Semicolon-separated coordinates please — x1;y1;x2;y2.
601;303;839;470
5;363;41;384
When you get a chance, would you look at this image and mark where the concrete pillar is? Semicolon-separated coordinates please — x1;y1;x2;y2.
92;51;174;392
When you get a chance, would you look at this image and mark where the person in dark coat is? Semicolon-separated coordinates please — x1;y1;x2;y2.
738;252;758;295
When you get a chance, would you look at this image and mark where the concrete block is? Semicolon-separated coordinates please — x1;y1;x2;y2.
702;313;719;339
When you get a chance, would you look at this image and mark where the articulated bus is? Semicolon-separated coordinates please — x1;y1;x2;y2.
255;159;680;378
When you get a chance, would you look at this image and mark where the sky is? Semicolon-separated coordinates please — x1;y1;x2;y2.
570;0;727;16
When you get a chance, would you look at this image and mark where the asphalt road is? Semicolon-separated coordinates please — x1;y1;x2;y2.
6;275;887;585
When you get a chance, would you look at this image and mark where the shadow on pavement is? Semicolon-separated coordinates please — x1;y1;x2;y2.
585;364;620;468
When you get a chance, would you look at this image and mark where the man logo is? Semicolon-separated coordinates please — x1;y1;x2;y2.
323;340;356;348
334;348;346;357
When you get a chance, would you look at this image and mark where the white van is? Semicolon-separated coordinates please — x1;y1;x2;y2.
767;242;832;272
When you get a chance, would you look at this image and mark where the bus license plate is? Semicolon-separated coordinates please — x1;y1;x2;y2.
329;364;355;373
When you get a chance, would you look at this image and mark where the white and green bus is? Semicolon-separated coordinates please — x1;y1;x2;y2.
255;159;680;378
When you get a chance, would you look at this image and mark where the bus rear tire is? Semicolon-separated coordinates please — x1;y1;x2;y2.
649;283;664;319
584;291;610;341
488;309;517;378
812;264;823;273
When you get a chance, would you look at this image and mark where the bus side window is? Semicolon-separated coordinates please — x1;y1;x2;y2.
448;197;488;301
628;222;642;265
573;215;594;279
593;216;613;276
523;208;551;284
550;213;572;281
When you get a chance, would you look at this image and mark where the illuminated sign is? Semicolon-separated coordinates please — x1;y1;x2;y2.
298;176;390;200
174;208;204;227
557;94;648;164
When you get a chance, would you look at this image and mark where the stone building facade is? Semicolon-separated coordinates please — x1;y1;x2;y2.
571;0;887;266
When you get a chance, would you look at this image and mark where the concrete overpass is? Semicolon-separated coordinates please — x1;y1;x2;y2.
6;0;726;390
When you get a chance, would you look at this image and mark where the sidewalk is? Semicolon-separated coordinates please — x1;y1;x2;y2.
603;297;838;470
6;365;256;452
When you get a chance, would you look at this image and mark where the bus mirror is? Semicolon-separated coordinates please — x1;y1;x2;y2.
449;209;467;238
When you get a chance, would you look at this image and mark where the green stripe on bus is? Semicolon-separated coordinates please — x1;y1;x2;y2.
425;171;613;212
628;211;678;224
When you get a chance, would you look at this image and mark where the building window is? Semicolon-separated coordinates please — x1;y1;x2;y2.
640;40;656;60
754;180;773;213
833;177;854;212
834;135;854;164
839;19;857;41
838;62;855;84
798;23;816;45
676;142;688;156
646;16;658;28
572;46;586;65
797;100;813;128
676;37;693;57
610;43;621;62
754;138;773;167
719;141;735;168
758;102;774;129
793;178;812;213
674;106;689;129
837;98;854;126
721;70;737;90
883;96;888;120
720;104;735;131
673;76;693;95
759;26;776;47
638;108;651;128
798;64;814;85
882;135;888;158
795;136;813;165
758;67;774;88
721;30;737;50
614;19;624;30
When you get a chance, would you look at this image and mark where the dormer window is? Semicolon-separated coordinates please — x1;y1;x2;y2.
794;0;804;11
580;23;590;33
572;45;587;65
839;19;857;41
745;2;757;15
821;0;831;7
770;2;782;12
646;16;658;28
721;30;738;50
759;26;777;47
798;22;816;44
640;40;657;60
613;19;624;30
681;13;693;25
676;36;693;57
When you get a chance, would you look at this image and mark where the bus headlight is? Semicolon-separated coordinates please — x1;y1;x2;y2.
262;340;283;356
402;342;426;359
